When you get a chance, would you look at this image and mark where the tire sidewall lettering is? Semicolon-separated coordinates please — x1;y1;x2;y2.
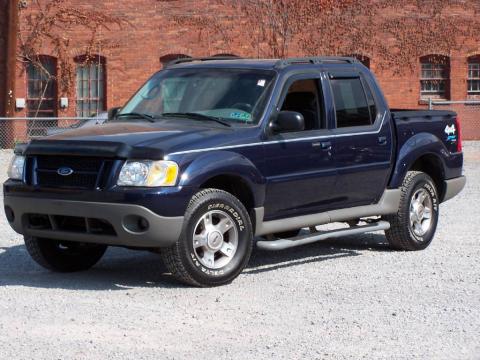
423;182;438;212
207;203;245;231
185;198;250;279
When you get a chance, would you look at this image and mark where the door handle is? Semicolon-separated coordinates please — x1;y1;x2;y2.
378;136;387;145
321;141;332;150
312;141;332;151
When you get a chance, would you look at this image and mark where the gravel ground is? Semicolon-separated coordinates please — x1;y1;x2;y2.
0;143;479;360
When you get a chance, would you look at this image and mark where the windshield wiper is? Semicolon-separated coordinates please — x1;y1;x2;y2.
161;112;232;127
116;112;156;123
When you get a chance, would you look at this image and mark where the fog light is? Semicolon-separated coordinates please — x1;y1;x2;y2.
123;215;149;234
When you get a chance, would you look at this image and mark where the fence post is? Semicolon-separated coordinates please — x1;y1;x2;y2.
428;97;433;110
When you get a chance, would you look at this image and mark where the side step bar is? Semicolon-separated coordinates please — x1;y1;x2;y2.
256;221;390;251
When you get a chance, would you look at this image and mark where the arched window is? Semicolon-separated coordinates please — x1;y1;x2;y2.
420;55;450;99
75;55;106;117
344;54;370;68
159;54;191;67
467;55;480;95
26;55;57;118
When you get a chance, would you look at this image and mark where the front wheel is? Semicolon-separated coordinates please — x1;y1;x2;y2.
385;171;439;251
162;189;253;287
24;236;107;272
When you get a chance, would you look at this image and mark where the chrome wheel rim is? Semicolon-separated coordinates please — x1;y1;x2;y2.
192;210;238;269
409;188;433;237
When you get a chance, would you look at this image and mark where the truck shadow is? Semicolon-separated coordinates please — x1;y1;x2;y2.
246;232;390;274
0;233;390;290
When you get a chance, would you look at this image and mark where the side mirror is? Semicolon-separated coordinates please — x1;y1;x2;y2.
108;107;121;120
270;111;305;134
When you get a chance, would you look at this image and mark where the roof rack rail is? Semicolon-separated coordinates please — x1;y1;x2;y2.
274;57;358;69
166;56;242;68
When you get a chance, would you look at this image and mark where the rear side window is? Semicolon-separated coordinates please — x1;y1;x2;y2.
330;77;373;128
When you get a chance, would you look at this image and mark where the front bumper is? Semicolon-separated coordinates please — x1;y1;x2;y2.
4;196;184;248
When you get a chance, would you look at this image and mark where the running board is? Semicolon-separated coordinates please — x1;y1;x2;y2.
256;221;390;251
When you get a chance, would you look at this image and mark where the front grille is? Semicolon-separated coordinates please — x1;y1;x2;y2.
33;156;107;189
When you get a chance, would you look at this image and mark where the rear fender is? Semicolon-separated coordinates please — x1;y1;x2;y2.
389;133;447;189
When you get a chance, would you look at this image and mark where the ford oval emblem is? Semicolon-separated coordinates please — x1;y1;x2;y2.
57;167;74;176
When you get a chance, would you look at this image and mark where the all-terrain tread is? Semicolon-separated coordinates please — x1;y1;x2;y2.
385;171;435;251
161;188;252;287
24;235;57;271
24;236;107;272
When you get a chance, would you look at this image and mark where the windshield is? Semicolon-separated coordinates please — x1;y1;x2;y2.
118;68;276;125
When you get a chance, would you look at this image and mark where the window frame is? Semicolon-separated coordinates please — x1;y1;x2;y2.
328;72;377;131
467;57;480;95
74;55;107;118
419;56;450;99
26;55;58;118
269;72;327;137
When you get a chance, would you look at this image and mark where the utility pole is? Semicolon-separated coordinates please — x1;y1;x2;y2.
4;0;19;117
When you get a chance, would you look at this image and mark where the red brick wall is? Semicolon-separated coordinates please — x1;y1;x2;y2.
9;0;480;139
0;0;8;117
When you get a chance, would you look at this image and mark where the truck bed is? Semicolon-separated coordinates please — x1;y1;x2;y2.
391;109;458;155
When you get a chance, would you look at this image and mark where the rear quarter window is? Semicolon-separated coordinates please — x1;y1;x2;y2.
331;77;373;128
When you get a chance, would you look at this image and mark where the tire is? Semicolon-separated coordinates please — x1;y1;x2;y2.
162;189;253;287
24;236;107;272
385;171;439;251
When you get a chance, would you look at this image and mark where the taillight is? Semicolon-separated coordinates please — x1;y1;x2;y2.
455;117;462;152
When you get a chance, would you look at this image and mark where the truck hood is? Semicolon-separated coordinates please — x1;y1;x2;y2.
22;120;253;158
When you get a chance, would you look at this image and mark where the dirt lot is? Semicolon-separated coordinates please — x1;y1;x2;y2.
0;144;479;360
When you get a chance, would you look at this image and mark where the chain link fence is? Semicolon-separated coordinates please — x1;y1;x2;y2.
429;100;480;140
0;105;478;148
0;115;107;149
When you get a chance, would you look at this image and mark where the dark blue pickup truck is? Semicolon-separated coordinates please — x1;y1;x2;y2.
4;57;466;286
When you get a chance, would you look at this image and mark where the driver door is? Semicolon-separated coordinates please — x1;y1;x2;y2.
262;73;337;221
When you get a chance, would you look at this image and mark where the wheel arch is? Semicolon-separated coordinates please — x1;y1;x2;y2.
389;133;448;199
409;153;446;199
178;150;266;211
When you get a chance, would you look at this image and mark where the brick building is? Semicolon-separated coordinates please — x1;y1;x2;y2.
1;0;480;141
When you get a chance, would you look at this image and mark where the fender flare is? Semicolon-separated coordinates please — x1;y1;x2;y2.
178;151;266;207
389;132;447;189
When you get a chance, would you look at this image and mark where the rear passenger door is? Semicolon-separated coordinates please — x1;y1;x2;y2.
327;71;393;208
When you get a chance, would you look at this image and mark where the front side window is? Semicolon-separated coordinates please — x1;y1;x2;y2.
468;57;480;94
75;57;106;117
119;68;276;125
420;56;450;99
280;79;322;131
330;77;372;128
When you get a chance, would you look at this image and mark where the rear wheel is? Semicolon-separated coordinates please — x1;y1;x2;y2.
385;171;439;251
162;189;253;287
24;236;107;272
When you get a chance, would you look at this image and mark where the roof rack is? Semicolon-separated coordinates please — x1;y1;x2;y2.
274;57;358;69
166;56;242;68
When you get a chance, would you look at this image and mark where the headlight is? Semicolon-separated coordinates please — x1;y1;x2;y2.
7;155;26;180
117;160;179;187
